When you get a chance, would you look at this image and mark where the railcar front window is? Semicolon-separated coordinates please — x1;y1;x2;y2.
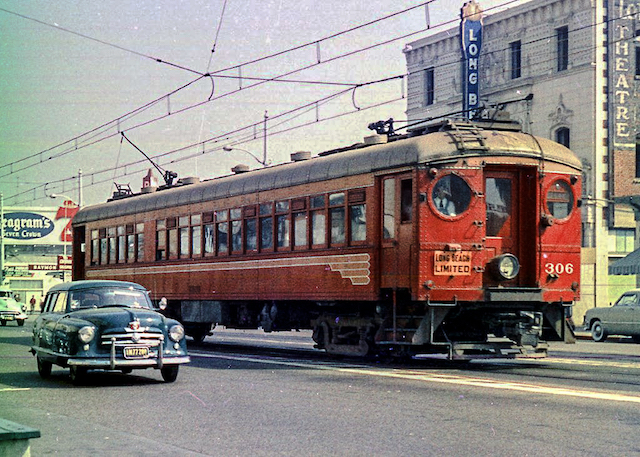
546;180;573;219
432;174;472;217
486;178;512;236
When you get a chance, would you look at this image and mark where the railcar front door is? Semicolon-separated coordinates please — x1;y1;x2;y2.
484;169;536;286
380;174;414;291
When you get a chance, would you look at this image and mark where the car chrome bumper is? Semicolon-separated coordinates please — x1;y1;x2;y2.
67;356;190;368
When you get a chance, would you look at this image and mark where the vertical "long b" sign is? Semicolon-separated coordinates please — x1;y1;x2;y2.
461;1;483;119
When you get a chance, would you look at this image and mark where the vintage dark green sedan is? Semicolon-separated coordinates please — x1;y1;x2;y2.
31;280;190;384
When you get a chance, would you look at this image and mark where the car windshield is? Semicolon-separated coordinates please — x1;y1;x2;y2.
69;288;152;310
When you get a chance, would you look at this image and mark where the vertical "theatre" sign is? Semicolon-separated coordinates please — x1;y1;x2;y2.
461;1;483;119
609;0;637;150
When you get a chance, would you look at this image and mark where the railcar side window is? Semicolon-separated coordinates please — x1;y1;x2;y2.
107;227;116;264
156;220;166;260
294;211;308;247
350;204;366;242
204;223;215;255
100;229;108;265
329;192;346;245
383;179;395;239
117;226;126;263
311;195;326;246
191;215;202;257
546;180;573;219
244;207;257;252
231;208;242;253
91;230;99;266
179;216;190;258
136;223;145;262
432;175;472;217
168;218;178;259
216;210;229;255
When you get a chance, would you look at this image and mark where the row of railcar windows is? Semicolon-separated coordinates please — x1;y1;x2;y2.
90;190;367;266
90;223;144;266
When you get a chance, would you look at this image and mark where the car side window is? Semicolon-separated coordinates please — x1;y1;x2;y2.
43;293;56;312
617;294;637;307
51;292;68;313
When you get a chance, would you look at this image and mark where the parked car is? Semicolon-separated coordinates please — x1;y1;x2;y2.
0;287;27;326
583;289;640;342
31;280;190;384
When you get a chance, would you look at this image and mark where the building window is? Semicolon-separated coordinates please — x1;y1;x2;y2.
510;40;521;79
555;127;570;148
556;26;569;72
424;67;434;106
636;44;640;77
608;228;635;253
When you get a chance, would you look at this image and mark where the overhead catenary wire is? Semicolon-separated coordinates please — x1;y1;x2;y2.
2;0;624;202
0;0;524;180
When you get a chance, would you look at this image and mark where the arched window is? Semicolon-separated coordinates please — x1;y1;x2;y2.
555;127;570;148
635;136;640;179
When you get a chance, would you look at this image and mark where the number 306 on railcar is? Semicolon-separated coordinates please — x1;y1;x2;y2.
72;118;581;360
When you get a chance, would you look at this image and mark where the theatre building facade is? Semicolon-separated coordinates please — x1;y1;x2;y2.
404;0;639;322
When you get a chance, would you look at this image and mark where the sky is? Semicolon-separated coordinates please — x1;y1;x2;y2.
0;0;527;208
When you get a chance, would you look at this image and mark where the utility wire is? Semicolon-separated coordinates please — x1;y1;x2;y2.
0;0;523;180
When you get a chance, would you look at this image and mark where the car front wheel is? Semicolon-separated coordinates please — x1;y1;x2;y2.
17;320;25;327
69;366;88;385
591;320;608;342
37;356;52;378
161;365;179;383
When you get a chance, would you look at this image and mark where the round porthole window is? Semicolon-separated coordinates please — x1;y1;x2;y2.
431;174;472;217
546;180;574;220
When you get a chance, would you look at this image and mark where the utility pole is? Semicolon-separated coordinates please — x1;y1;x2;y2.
78;169;83;207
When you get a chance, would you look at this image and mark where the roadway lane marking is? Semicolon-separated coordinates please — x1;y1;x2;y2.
0;388;30;392
546;357;640;370
190;351;640;405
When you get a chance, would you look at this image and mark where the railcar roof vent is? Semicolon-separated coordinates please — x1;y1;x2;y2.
232;164;250;174
178;176;200;185
290;151;311;162
140;186;157;194
364;134;388;145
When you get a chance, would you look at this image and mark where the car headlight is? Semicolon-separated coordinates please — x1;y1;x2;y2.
78;326;95;344
169;324;185;342
490;253;520;281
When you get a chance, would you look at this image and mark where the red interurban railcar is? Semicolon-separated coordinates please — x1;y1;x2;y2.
72;118;581;359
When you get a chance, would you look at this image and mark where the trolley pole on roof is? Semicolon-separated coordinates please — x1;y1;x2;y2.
263;111;268;166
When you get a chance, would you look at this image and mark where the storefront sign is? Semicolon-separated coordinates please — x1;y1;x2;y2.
57;255;72;271
29;264;57;271
434;251;472;275
460;1;483;119
2;212;54;240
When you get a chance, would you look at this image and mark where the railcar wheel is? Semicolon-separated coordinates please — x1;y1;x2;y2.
69;366;88;385
591;320;607;342
191;332;206;344
161;365;179;383
36;356;52;378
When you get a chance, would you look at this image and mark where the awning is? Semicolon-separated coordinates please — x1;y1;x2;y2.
609;248;640;275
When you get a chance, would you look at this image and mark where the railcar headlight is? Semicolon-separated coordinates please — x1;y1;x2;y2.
78;326;95;344
169;324;185;342
490;254;520;281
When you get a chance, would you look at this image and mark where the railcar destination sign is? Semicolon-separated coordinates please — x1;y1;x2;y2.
3;212;55;240
460;1;483;119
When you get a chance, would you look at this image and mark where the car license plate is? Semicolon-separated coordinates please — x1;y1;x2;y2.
3;316;14;320
123;346;149;359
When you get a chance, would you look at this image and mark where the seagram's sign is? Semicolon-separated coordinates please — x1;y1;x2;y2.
2;212;55;240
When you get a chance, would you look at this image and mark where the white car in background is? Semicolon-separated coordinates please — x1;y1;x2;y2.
0;287;28;326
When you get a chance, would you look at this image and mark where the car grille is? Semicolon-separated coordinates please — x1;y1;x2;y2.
100;332;163;347
0;311;19;317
